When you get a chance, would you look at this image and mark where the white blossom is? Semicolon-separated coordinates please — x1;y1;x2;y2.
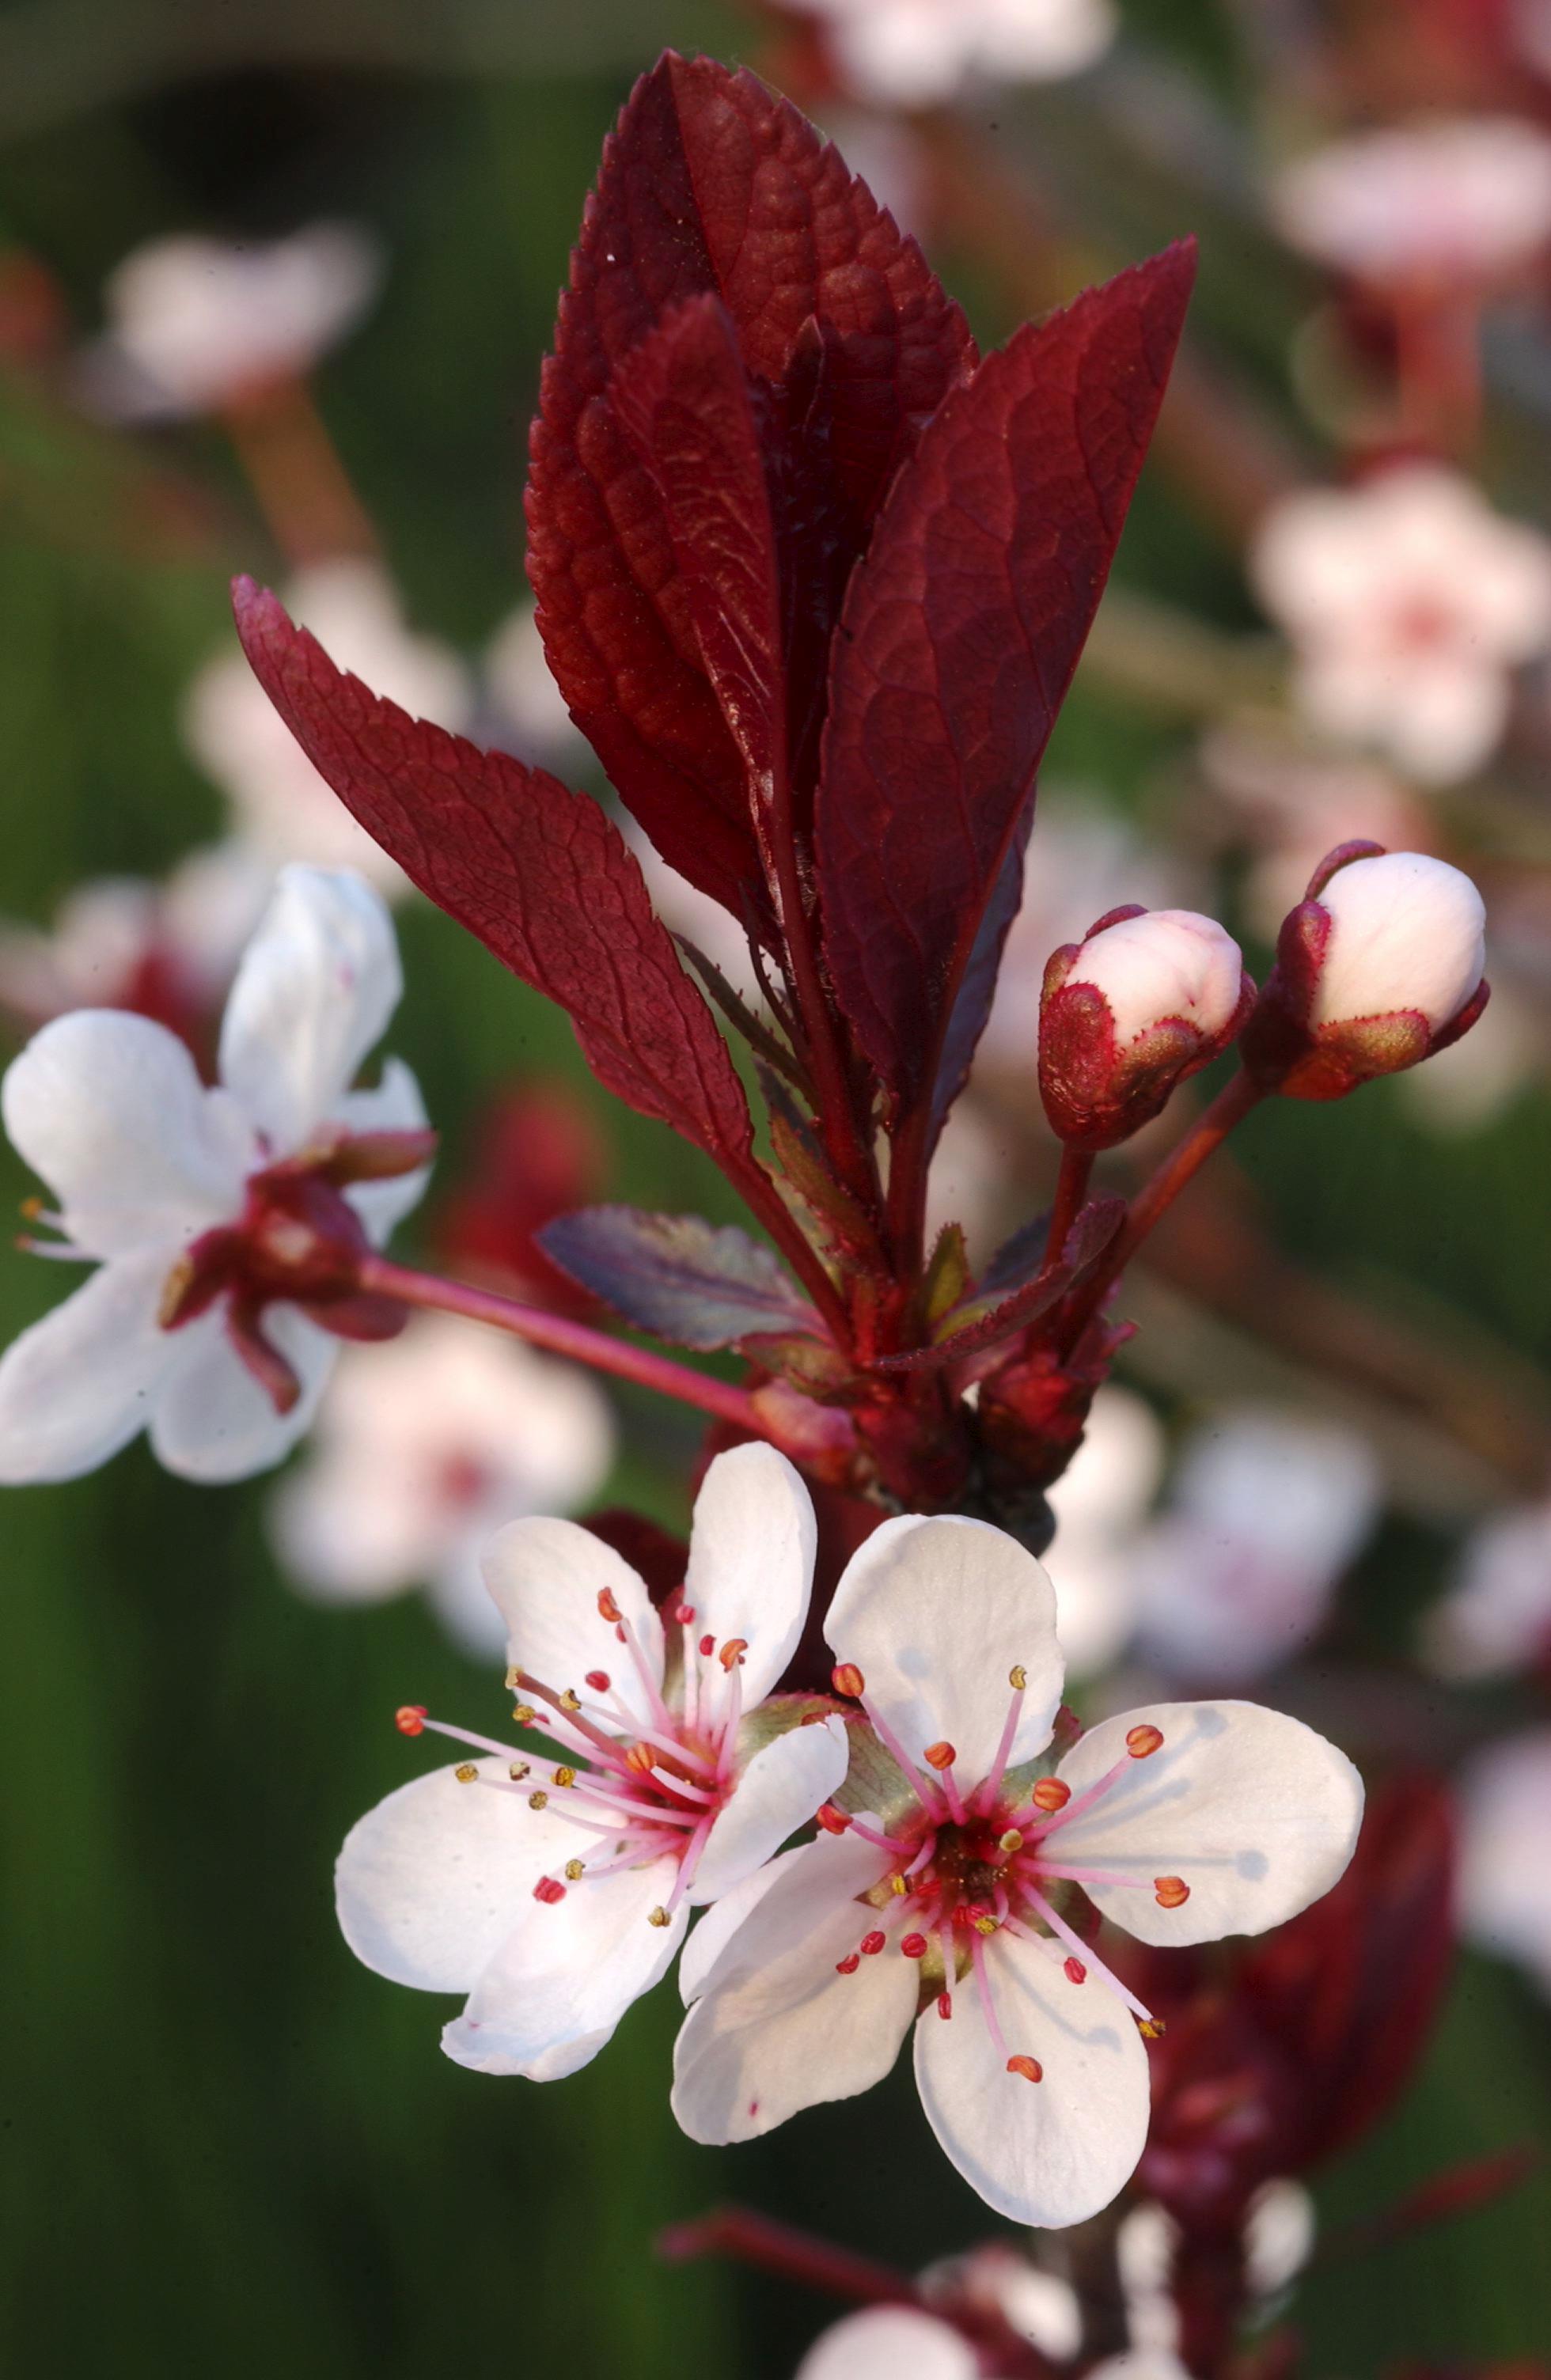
78;225;381;420
335;1446;848;2080
1251;466;1551;783
786;0;1115;105
1424;1496;1551;1680
673;1513;1363;2227
0;866;427;1484
184;559;472;896
0;843;269;1036
1272;118;1551;286
1458;1729;1551;1996
1042;1387;1166;1677
271;1314;615;1654
1310;852;1486;1034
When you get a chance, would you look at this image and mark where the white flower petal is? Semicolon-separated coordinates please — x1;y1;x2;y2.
912;1927;1150;2227
336;1056;432;1244
671;1829;914;2143
826;1514;1064;1781
218;865;402;1153
441;1854;685;2078
692;1716;849;1904
3;1009;251;1255
147;1305;336;1482
0;1247;180;1482
680;1848;806;2006
481;1516;665;1726
797;2307;978;2380
336;1757;588;1991
685;1444;817;1710
1052;1700;1364;1946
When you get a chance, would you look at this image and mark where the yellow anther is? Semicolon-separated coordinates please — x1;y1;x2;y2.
528;1790;549;1811
1135;2015;1166;2041
647;1905;672;1928
1009;1664;1027;1690
889;1873;908;1897
508;1761;530;1782
454;1763;479;1783
563;1859;586;1882
504;1666;521;1692
559;1688;582;1712
999;1829;1024;1854
554;1766;578;1788
973;1916;1000;1936
512;1704;538;1726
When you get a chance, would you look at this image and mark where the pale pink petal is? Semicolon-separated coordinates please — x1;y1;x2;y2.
671;1830;914;2143
0;1246;180;1483
797;2307;978;2380
148;1305;337;1482
336;1756;590;1992
442;1853;685;2078
826;1515;1064;1780
3;1009;250;1256
691;1716;850;1904
218;865;402;1154
481;1516;664;1726
685;1444;817;1710
680;1848;805;2007
912;1926;1150;2227
1053;1700;1363;1946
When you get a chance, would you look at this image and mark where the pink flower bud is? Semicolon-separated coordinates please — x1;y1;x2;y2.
1242;846;1488;1101
1037;905;1254;1150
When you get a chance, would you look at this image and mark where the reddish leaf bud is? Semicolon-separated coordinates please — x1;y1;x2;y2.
1038;908;1253;1150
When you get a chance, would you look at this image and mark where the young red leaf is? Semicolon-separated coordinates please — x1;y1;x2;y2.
525;51;973;917
538;1206;823;1351
872;1197;1124;1372
231;579;753;1172
815;241;1197;1120
612;294;786;808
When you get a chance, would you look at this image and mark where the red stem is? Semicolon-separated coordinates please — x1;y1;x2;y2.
657;2205;920;2310
1042;1147;1094;1268
356;1255;771;1437
1060;1071;1263;1348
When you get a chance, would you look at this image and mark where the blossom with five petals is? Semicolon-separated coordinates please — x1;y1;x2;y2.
673;1514;1363;2227
335;1445;849;2081
0;865;429;1484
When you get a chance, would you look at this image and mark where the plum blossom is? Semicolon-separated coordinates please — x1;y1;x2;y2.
184;559;472;896
1457;1729;1551;1996
673;1513;1363;2226
1196;726;1428;942
1272;119;1551;289
1041;1387;1166;1677
0;866;429;1485
796;2245;1080;2377
270;1314;616;1654
335;1445;849;2079
1128;1408;1382;1685
1423;1496;1551;1680
78;224;381;421
1250;466;1551;783
784;0;1116;106
1038;907;1253;1150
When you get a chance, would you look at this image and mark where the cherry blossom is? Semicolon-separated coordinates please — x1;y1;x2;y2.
1250;466;1551;783
1041;1386;1166;1677
1423;1496;1551;1680
786;0;1116;106
1457;1729;1551;1996
1272;118;1551;290
335;1445;849;2079
184;559;472;896
0;866;429;1484
796;2245;1080;2377
673;1513;1363;2226
270;1313;615;1654
1128;1408;1382;1684
78;224;381;421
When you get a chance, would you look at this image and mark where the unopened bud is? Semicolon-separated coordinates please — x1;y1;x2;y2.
1242;847;1488;1100
1039;906;1253;1150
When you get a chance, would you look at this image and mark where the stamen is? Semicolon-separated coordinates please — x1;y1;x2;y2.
848;1816;913;1857
937;1992;953;2019
533;1876;566;1904
859;1931;887;1957
1127;1724;1165;1759
924;1741;958;1770
1025;1749;1136;1839
648;1765;715;1805
1031;1863;1151;1889
976;1668;1030;1813
901;1934;928;1958
816;1804;850;1835
585;1670;612;1692
1030;1778;1071;1813
836;1954;860;1975
455;1763;479;1783
509;1669;637;1773
1064;1957;1087;1984
1013;1890;1157;2026
611;1613;677;1738
553;1767;578;1789
508;1762;529;1781
969;1930;1011;2066
395;1705;427;1736
528;1791;548;1810
830;1663;865;1699
999;1829;1025;1853
597;1589;621;1624
563;1859;586;1882
859;1694;947;1817
1154;1876;1190;1908
719;1638;748;1671
1006;2054;1044;2084
647;1906;673;1927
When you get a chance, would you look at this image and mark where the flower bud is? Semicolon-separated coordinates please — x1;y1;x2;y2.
1037;905;1253;1150
1242;846;1488;1101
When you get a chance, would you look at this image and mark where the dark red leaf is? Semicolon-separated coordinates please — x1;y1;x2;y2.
232;580;753;1172
539;1205;822;1350
525;50;973;917
612;294;786;808
815;241;1196;1115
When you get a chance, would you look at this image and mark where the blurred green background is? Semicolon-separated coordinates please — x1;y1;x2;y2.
2;2;1549;2372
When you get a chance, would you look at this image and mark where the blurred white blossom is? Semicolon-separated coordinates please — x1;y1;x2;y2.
1272;118;1551;287
1252;466;1551;783
1042;1386;1166;1676
1458;1728;1551;1995
1424;1496;1551;1679
785;0;1115;106
483;600;590;773
184;559;472;896
271;1313;615;1656
79;225;381;420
